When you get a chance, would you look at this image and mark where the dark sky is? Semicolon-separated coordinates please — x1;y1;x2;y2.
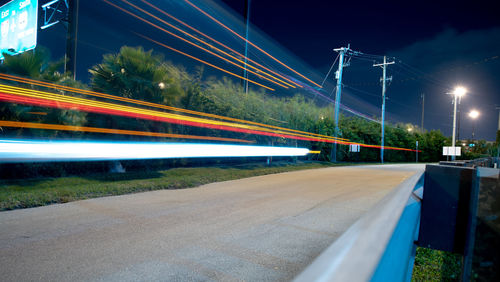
221;0;499;67
1;0;499;141
220;0;500;141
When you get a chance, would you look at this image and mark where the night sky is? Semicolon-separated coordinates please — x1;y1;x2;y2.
1;0;499;140
220;0;500;141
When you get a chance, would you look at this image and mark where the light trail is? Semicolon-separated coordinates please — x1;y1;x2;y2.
184;0;322;88
103;0;283;90
0;74;348;141
0;85;418;152
118;0;295;89
0;84;348;144
136;34;281;90
0;121;253;143
287;75;382;123
0;139;311;163
139;0;300;88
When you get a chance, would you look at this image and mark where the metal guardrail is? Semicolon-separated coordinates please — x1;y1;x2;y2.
294;170;424;282
440;157;499;168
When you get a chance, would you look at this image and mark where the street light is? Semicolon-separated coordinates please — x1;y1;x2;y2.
451;86;467;160
468;109;480;140
405;126;418;162
468;109;479;119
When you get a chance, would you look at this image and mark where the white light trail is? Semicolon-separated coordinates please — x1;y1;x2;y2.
0;139;311;163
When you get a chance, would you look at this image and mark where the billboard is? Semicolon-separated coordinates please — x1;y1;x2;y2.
0;0;38;60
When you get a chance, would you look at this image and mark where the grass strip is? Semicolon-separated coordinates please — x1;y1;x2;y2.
412;247;462;281
1;161;341;211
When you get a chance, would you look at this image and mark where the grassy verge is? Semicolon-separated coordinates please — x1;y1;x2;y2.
1;161;342;211
412;247;462;281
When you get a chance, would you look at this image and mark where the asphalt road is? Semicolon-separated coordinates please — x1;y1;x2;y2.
0;164;424;281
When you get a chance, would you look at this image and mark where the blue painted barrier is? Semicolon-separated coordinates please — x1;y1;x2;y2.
294;171;425;282
371;177;423;281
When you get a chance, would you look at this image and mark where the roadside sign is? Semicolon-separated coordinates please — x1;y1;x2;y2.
0;0;38;60
349;144;360;153
443;146;461;156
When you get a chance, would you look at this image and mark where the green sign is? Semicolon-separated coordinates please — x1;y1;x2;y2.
0;0;38;60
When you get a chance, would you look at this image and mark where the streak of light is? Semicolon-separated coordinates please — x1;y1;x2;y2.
119;0;295;88
136;33;280;90
0;121;253;143
27;112;47;115
309;150;321;154
0;74;348;141
288;75;382;123
0;85;418;152
0;139;311;163
184;0;322;88
0;85;346;143
103;0;282;90
139;0;300;88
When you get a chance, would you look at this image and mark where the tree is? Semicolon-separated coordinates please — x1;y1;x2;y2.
0;48;87;137
89;46;185;105
0;47;71;82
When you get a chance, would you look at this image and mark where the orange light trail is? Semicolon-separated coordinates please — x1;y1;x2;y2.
0;121;253;143
119;0;295;89
102;0;274;91
139;31;288;89
0;74;348;142
184;0;322;88
139;0;300;88
0;84;347;143
136;34;274;91
103;0;287;89
27;112;47;115
0;84;419;152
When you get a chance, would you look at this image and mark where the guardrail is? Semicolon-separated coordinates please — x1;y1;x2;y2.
295;158;499;281
294;170;424;282
439;157;499;168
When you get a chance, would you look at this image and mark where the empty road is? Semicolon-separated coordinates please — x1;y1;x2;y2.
0;164;423;281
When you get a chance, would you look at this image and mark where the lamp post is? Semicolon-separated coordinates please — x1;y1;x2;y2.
468;109;480;140
451;87;467;160
407;127;418;163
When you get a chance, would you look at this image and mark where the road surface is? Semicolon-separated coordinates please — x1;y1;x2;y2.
0;164;423;281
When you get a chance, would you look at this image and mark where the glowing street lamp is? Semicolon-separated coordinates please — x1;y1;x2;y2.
468;109;480;140
454;86;467;97
468;109;479;119
450;86;467;160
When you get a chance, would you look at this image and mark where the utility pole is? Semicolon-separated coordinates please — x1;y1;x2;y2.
416;141;419;163
242;0;251;94
496;106;500;132
331;45;350;162
497;106;500;158
373;56;394;163
457;101;461;142
421;93;425;131
65;0;79;80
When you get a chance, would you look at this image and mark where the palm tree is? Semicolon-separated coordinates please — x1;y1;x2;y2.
0;47;69;81
0;48;87;135
89;46;185;105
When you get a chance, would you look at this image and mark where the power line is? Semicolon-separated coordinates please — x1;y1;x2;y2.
320;54;339;88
